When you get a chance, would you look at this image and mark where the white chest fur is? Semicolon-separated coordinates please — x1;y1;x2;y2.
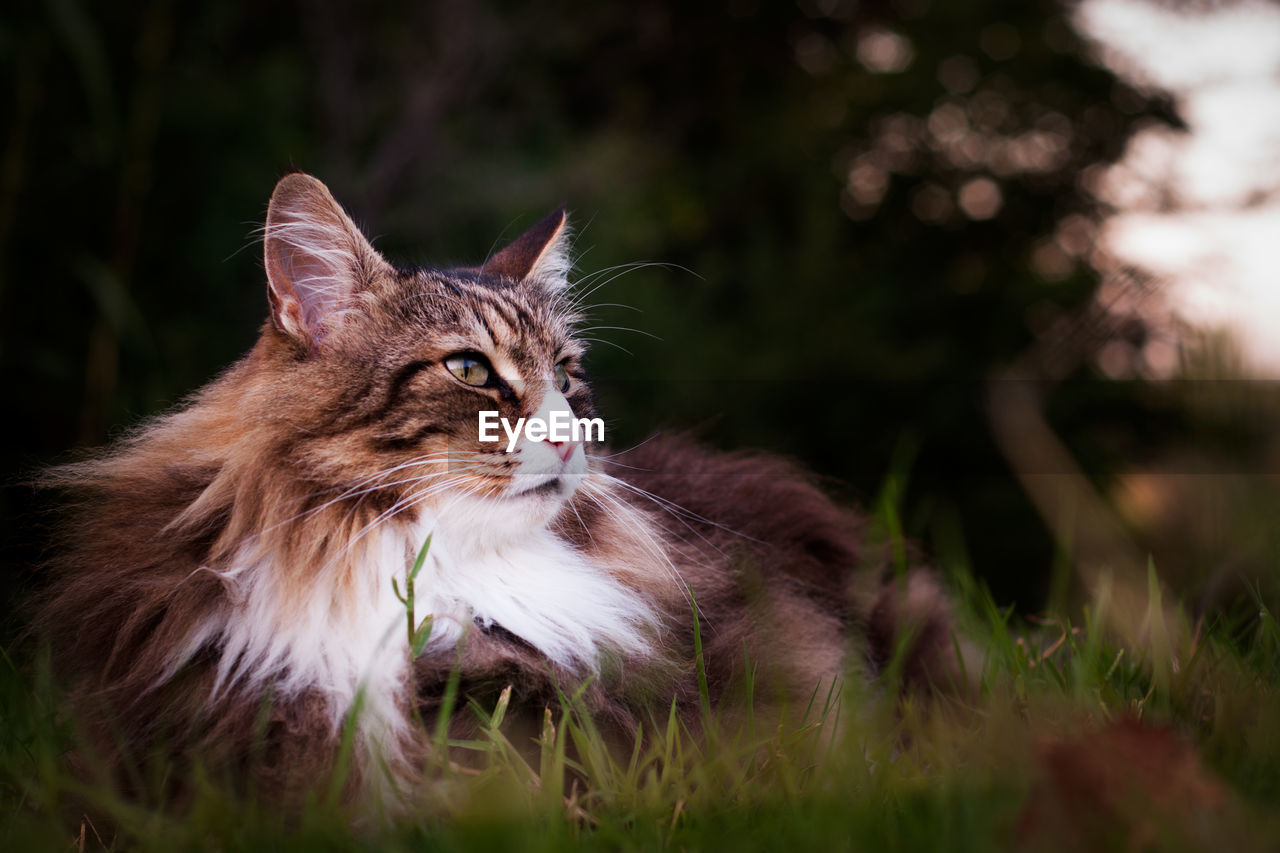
202;507;658;736
408;515;658;670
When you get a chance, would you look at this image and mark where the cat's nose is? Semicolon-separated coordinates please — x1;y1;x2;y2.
543;438;577;464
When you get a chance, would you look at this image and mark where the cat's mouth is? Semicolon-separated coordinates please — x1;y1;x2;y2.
507;477;563;499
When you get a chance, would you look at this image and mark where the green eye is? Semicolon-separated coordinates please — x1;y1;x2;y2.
553;363;571;393
445;354;490;386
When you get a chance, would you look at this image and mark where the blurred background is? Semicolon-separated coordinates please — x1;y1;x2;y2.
3;0;1280;638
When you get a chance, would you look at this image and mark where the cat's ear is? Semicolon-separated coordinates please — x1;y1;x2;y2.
480;206;572;289
264;172;388;351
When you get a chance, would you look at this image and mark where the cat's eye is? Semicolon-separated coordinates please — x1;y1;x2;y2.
553;363;571;393
445;353;490;387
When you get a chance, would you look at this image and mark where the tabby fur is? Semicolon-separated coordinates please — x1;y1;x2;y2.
37;173;962;814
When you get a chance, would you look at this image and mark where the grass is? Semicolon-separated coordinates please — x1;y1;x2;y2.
3;552;1279;850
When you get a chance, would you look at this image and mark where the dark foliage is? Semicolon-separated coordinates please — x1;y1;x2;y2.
0;0;1175;626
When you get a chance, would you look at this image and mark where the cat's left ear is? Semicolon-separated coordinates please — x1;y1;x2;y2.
480;206;571;290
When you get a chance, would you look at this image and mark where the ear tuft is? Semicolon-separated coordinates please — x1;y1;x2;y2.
264;173;386;351
480;206;572;289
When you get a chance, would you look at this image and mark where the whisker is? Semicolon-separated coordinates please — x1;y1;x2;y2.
343;475;476;553
576;481;696;614
575;301;642;314
576;336;633;354
577;325;662;341
266;452;477;530
589;481;727;567
566;261;700;311
594;469;761;549
588;432;664;461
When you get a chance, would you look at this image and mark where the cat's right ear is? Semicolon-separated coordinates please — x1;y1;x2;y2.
264;173;388;353
481;206;572;289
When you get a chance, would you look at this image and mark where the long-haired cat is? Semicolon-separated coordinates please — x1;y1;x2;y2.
38;172;962;814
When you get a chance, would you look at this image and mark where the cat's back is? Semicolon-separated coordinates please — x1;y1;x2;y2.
609;434;964;694
610;433;870;610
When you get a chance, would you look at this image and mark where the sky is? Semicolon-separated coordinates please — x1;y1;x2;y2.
1073;0;1280;375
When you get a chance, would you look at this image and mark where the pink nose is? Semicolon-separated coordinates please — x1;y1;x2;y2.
543;438;577;463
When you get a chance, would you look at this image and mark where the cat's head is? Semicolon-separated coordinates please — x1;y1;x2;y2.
258;172;598;538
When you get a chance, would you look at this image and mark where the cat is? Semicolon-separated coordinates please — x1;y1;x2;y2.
37;172;963;814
